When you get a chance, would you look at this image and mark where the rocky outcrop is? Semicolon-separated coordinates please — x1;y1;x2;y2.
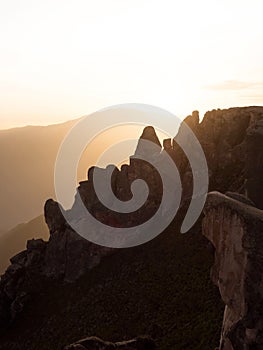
200;107;263;349
135;126;161;157
63;336;155;350
165;107;263;202
0;200;113;327
0;125;166;328
188;107;263;194
203;192;263;349
1;106;263;339
44;199;112;281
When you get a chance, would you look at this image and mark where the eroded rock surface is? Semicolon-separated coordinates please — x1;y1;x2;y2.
203;192;263;349
0;200;113;327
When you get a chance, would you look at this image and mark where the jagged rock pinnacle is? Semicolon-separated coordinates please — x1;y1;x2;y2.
134;126;161;156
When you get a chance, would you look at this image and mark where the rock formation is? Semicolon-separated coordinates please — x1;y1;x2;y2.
134;126;161;157
0;106;263;348
203;192;263;349
201;107;263;349
0;200;113;327
0;126;165;328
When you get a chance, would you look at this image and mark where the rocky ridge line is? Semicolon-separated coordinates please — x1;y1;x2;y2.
0;107;263;348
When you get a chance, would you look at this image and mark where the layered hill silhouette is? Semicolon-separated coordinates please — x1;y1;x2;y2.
0;119;80;233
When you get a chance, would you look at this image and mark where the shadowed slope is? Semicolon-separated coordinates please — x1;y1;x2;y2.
0;215;49;274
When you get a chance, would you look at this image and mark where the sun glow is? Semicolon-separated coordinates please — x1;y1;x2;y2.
0;0;263;129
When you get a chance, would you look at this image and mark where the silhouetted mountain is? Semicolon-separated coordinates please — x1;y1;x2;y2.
0;107;263;350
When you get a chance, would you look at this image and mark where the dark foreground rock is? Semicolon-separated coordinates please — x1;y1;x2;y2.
63;336;155;350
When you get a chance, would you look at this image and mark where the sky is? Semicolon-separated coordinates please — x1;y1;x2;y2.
0;0;263;129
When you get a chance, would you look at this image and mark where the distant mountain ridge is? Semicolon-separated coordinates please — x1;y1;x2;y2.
0;215;49;274
0;119;80;232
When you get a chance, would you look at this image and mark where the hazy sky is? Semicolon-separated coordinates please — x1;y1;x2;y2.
0;0;263;129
